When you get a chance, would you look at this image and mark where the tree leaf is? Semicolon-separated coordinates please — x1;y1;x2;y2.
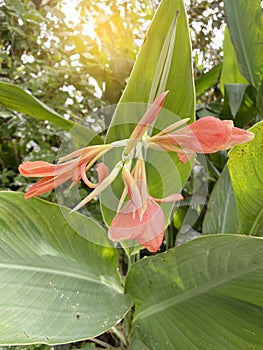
225;84;249;118
195;63;222;97
0;81;101;145
128;337;150;350
220;27;248;95
0;81;74;130
0;192;131;345
203;164;239;234
125;234;263;349
223;0;263;90
228;121;263;235
101;0;194;226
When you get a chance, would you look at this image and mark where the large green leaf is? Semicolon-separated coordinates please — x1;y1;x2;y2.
101;0;194;226
0;192;131;345
0;81;101;145
195;63;222;97
223;0;263;90
0;81;74;130
203;164;239;234
220;27;249;118
125;234;263;349
228;121;263;235
220;27;248;95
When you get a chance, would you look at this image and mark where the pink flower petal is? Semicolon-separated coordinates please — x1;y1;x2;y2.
96;162;109;183
19;161;56;177
125;91;169;153
172;117;254;153
108;197;164;252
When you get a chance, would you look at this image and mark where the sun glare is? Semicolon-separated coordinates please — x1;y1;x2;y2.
60;0;96;40
60;1;79;24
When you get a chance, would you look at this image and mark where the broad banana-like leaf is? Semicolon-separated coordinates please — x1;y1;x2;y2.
203;164;238;234
228;121;263;235
220;27;248;95
223;0;263;91
0;192;131;345
0;81;101;145
125;234;263;349
195;63;222;97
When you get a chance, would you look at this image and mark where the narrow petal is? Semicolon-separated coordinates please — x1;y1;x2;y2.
154;193;183;203
71;162;122;212
122;167;143;211
124;91;169;154
24;177;54;198
156;118;190;135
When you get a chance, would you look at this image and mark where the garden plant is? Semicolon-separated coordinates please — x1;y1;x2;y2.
0;0;263;349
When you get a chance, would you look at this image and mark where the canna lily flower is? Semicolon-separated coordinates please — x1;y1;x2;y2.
108;152;183;252
19;144;112;198
147;116;255;163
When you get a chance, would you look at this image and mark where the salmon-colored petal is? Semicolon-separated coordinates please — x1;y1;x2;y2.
25;177;56;198
19;161;56;177
226;127;254;149
109;197;164;252
135;198;165;252
96;162;109;183
124;91;169;154
172;117;254;153
24;168;76;199
154;193;183;203
108;201;143;241
122;167;143;211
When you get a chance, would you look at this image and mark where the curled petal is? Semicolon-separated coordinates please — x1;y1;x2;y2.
71;162;122;212
96;162;109;183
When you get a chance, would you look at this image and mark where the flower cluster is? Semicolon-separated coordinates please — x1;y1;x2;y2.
19;92;254;252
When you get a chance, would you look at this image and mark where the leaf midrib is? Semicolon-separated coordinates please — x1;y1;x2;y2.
134;262;262;321
0;261;122;293
229;1;255;86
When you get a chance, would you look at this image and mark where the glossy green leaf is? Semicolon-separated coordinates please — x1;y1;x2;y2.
0;81;101;146
128;337;150;350
126;234;263;349
107;0;194;139
220;27;248;95
225;84;249;118
203;165;238;234
228;121;263;235
195;63;222;97
0;192;131;345
223;1;263;90
0;81;74;130
101;0;194;226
